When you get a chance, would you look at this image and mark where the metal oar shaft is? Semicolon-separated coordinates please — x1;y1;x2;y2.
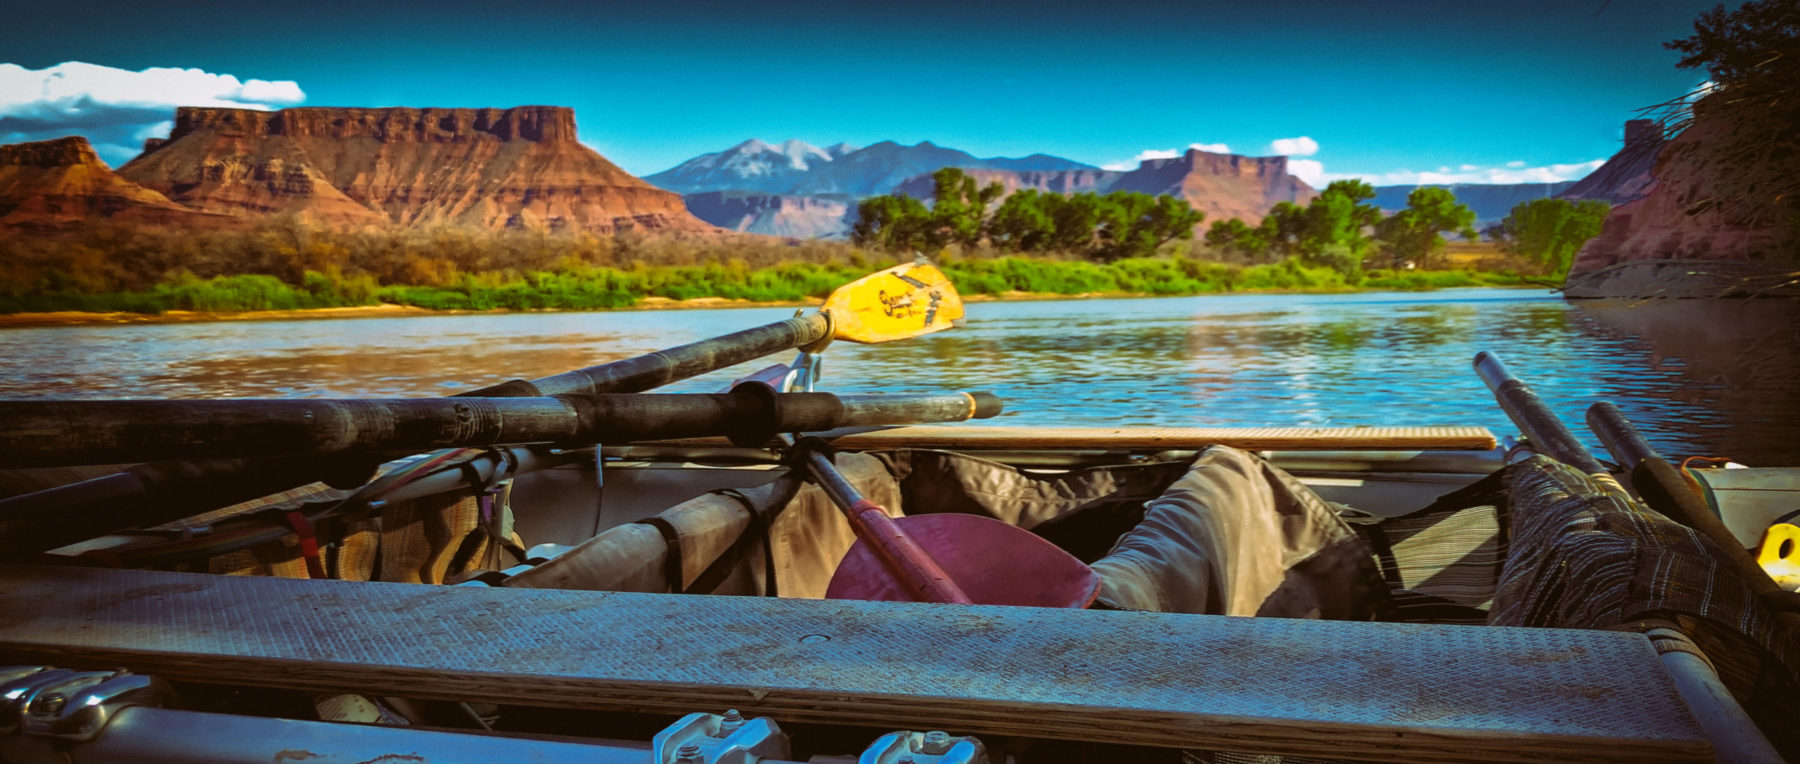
1472;351;1609;475
0;391;999;468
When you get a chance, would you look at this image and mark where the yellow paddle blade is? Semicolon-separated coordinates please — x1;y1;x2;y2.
1758;523;1800;590
822;261;964;344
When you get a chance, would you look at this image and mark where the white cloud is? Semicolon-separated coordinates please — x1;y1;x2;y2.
1101;142;1232;171
1286;158;1326;187
1318;158;1607;187
0;61;305;166
1505;160;1527;168
1268;136;1318;156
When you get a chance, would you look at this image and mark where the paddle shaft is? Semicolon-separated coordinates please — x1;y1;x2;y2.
461;314;829;397
0;391;999;467
1473;351;1610;476
798;445;974;605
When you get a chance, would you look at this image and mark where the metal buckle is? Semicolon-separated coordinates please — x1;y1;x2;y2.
859;730;989;764
651;709;790;763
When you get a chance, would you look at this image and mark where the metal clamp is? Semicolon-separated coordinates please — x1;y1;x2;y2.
8;667;172;741
651;709;790;764
858;730;988;764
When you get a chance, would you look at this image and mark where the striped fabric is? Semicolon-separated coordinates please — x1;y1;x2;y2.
1491;456;1800;759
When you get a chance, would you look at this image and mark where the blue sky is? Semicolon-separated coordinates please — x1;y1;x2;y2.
0;0;1729;186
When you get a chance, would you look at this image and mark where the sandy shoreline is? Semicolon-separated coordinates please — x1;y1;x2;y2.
0;290;1162;328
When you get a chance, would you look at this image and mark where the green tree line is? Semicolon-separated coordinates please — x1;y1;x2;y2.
853;168;1206;262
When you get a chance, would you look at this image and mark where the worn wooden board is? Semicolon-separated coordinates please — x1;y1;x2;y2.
660;425;1498;451
0;564;1704;763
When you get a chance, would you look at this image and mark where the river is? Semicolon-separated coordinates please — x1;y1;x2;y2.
3;288;1796;465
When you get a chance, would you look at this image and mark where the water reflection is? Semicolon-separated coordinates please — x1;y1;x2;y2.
2;289;1794;465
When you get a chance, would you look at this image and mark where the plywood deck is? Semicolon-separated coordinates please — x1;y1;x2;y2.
0;564;1703;763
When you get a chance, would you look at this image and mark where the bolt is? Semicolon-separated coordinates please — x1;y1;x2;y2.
717;708;744;736
37;693;67;715
921;730;952;754
675;742;703;763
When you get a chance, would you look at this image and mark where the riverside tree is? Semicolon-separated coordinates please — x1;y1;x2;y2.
855;168;1203;261
1499;198;1611;277
1375;187;1479;269
1294;180;1383;274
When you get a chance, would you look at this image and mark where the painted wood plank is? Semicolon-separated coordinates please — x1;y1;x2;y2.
652;425;1499;451
0;564;1702;763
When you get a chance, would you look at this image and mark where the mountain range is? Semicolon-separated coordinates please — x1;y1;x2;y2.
644;138;1093;198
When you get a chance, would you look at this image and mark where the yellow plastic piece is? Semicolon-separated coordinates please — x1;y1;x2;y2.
1757;522;1800;591
822;261;964;344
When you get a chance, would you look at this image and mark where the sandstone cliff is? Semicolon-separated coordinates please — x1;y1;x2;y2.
1558;119;1665;207
0;136;228;231
1565;102;1794;297
1110;150;1316;224
119;106;708;233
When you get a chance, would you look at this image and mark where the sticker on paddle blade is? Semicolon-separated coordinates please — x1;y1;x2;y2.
822;262;964;344
827;513;1100;609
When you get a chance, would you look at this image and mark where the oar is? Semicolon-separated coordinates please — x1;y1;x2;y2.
0;388;999;558
0;261;965;555
735;392;1099;607
0;389;1001;468
809;439;1102;608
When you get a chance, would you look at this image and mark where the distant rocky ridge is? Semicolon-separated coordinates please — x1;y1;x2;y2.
112;106;708;233
682;191;854;239
1371;182;1575;226
646;138;1095;198
0;136;231;231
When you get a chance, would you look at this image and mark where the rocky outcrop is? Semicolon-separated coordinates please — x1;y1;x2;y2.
1564;103;1793;298
683;191;854;239
1107;150;1316;224
1558;119;1665;208
0;136;229;231
892;149;1314;225
118;106;709;232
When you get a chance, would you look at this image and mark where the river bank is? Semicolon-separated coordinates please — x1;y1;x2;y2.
0;277;1545;329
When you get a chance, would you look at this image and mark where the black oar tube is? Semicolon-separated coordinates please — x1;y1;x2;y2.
460;314;831;397
0;390;1001;468
1472;350;1608;475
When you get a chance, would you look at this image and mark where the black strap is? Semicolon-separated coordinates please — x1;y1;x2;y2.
685;475;805;597
633;516;685;594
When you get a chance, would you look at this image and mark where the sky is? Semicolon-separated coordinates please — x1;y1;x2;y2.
0;0;1731;187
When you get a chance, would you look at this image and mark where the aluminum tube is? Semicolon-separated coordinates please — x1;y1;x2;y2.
1658;650;1784;764
62;706;651;764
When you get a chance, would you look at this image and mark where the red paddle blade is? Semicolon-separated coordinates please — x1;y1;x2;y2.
826;513;1100;609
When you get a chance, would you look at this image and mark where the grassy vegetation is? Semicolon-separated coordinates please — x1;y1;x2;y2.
0;222;1539;316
